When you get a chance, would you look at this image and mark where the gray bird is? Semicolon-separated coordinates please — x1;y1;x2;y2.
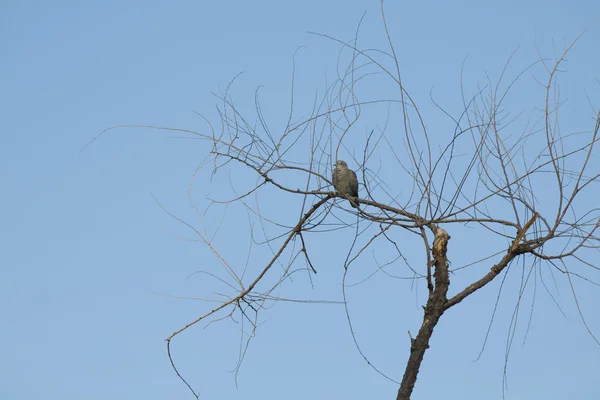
333;160;359;208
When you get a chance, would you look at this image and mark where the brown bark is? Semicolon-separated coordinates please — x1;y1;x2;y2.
396;214;537;399
396;227;450;400
445;213;538;310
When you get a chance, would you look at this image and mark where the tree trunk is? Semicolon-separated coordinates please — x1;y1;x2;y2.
396;227;450;400
396;301;445;400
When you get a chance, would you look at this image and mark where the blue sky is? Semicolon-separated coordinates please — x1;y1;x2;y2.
2;1;600;399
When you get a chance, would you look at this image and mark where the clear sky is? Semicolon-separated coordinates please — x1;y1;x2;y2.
2;1;600;399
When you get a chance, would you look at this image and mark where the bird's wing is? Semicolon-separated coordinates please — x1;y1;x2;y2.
349;169;359;197
332;168;338;188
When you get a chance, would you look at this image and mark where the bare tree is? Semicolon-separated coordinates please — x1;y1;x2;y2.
87;3;600;399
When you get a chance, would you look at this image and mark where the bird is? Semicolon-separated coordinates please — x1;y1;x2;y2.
333;160;359;208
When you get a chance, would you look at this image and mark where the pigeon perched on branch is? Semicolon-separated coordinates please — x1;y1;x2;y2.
333;160;359;208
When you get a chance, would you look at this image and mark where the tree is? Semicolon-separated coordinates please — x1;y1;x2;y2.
88;3;600;399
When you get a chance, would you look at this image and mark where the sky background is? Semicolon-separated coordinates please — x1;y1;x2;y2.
2;1;600;399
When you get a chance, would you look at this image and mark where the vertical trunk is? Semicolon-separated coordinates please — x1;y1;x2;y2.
396;301;445;400
396;227;450;400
